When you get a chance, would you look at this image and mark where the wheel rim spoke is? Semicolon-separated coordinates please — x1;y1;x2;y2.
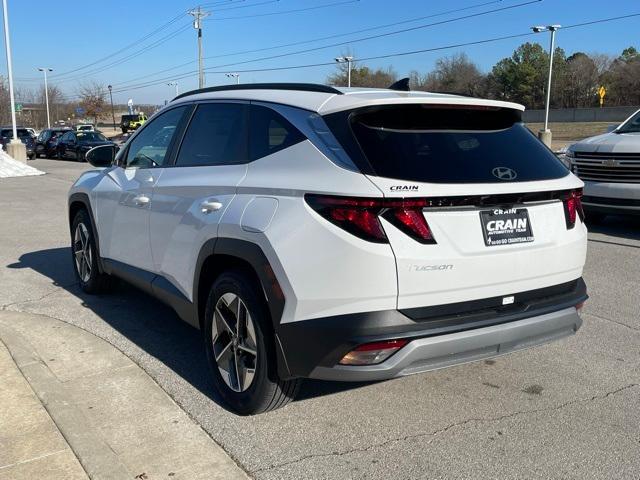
74;223;92;283
212;293;258;393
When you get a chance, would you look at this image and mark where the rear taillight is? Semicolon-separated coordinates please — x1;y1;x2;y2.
305;194;436;244
339;339;408;365
562;189;584;229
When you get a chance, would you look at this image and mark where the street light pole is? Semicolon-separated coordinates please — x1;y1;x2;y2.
226;73;240;84
2;0;17;142
188;6;210;89
335;56;354;87
108;84;115;132
38;67;53;129
532;25;561;147
167;81;179;97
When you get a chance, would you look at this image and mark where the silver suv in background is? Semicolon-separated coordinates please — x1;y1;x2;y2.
564;108;640;221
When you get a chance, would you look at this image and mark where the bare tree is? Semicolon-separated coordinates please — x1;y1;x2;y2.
77;81;106;126
414;53;485;96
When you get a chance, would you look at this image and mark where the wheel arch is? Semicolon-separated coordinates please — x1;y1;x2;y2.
194;238;292;378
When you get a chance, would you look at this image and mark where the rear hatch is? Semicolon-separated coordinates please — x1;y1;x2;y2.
323;103;587;310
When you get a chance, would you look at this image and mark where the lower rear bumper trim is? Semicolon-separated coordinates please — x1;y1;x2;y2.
309;307;582;381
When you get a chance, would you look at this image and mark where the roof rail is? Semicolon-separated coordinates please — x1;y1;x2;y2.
173;83;343;101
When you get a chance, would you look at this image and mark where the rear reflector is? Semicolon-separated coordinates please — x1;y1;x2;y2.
339;339;408;365
305;194;436;244
562;189;584;229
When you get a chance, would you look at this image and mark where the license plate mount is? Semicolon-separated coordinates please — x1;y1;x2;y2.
479;207;534;247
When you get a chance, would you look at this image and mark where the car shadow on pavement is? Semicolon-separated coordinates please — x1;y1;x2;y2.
586;215;640;244
8;247;373;411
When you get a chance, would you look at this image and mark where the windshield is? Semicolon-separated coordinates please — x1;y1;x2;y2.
77;132;107;142
617;111;640;133
325;105;568;184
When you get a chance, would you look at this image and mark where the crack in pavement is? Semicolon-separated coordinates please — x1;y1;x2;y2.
584;312;639;332
0;282;78;311
254;383;640;474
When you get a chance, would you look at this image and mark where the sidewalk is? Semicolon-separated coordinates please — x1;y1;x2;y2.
0;310;248;480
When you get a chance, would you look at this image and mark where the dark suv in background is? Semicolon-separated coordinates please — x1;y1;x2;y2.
35;127;72;158
0;127;36;159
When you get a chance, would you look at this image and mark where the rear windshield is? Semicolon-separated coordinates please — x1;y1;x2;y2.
324;105;568;183
77;132;107;142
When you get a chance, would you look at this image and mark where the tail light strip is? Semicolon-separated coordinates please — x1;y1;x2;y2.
304;194;436;244
306;188;583;244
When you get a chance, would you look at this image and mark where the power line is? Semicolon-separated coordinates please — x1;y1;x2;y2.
209;0;362;20
92;0;535;92
95;0;508;91
48;11;640;101
52;23;193;84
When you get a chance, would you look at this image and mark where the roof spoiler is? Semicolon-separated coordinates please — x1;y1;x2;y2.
388;78;410;92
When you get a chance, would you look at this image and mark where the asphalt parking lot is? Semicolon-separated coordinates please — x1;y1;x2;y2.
1;159;639;479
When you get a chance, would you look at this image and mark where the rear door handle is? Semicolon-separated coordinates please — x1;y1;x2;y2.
200;200;223;214
133;194;150;206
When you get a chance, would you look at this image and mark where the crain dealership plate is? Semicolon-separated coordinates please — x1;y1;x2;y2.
479;208;534;246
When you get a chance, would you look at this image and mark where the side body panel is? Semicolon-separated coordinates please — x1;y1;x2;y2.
222;140;398;324
91;166;159;271
149;164;247;300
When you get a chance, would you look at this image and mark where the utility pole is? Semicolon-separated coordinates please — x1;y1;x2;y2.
532;25;561;147
335;56;354;88
168;81;179;97
1;0;26;161
38;67;52;128
188;6;210;89
226;73;240;84
108;84;115;131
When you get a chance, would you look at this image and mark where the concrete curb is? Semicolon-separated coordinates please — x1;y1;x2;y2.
0;311;249;480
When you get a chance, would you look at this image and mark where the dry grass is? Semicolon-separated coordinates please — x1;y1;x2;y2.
525;122;615;151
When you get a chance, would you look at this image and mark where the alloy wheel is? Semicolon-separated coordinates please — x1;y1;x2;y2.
73;223;92;283
212;293;258;392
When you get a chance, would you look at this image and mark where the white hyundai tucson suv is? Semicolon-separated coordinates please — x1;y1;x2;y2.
68;83;588;414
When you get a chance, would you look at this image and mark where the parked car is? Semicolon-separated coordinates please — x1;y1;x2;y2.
57;131;115;162
120;113;147;134
25;127;37;139
0;127;36;159
69;83;588;414
35;127;72;158
563;108;640;221
76;124;95;132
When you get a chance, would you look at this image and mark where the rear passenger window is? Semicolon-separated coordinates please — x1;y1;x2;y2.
249;105;305;161
175;103;247;167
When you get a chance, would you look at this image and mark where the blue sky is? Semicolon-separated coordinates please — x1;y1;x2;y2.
1;0;638;105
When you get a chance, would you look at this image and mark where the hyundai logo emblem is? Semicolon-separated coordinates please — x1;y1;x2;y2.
492;167;517;180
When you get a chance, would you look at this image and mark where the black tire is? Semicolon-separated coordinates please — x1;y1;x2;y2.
71;209;115;294
204;270;300;415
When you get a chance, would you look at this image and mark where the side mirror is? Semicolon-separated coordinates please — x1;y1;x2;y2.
86;144;116;168
606;124;619;133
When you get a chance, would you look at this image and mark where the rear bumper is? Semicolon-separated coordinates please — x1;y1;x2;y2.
276;278;586;381
309;307;582;381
